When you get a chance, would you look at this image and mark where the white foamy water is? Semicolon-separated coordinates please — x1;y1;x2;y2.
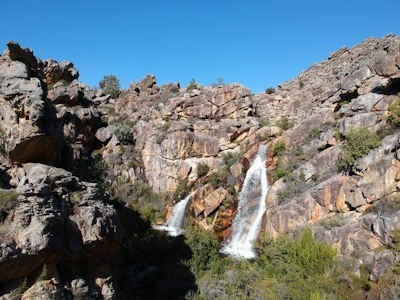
220;145;269;259
154;192;194;237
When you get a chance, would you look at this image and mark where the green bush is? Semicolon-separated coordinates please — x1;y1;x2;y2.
208;168;228;189
291;228;336;276
114;124;132;144
99;74;121;98
387;95;400;128
265;87;275;94
196;163;210;178
223;151;242;168
185;227;221;274
258;117;270;127
337;127;381;171
174;179;189;199
273;165;291;181
275;117;294;130
272;139;286;156
0;189;18;210
187;78;198;92
132;180;158;202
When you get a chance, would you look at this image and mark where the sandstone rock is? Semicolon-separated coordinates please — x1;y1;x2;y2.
6;41;38;71
339;112;381;133
340;65;372;91
369;250;396;282
41;59;79;84
0;163;123;283
203;188;228;217
349;92;383;112
0;60;28;80
372;217;392;245
47;79;81;105
371;52;398;76
96;125;114;143
0;55;66;166
132;74;159;96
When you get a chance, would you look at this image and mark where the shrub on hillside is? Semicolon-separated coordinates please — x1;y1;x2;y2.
114;124;132;144
99;74;121;98
223;151;242;168
337;127;381;172
265;87;275;94
185;226;221;274
208;168;228;189
196;163;210;178
275;117;294;130
272;139;286;156
186;78;198;92
387;95;400;128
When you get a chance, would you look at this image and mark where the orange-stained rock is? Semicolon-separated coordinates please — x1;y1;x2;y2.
203;188;228;217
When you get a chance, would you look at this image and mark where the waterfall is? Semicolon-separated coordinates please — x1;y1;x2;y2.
154;192;194;237
220;145;269;259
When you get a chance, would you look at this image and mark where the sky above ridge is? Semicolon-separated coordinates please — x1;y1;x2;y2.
1;1;399;93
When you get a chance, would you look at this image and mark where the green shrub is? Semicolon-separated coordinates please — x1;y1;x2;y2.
387;95;400;128
99;74;121;98
265;87;275;94
273;165;291;181
139;203;160;223
223;151;242;168
185;227;221;274
391;229;400;252
337;127;381;171
320;213;346;229
187;78;198;92
275;117;294;130
132;180;158;202
272;139;286;156
196;163;210;178
208;168;228;189
292;228;337;275
114;124;132;144
0;189;18;210
258;117;270;127
72;156;108;190
174;179;189;199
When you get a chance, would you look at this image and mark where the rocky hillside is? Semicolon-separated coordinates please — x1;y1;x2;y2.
0;34;400;298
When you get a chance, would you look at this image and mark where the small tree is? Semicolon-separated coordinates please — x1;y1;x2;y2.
217;77;225;85
187;78;198;92
99;75;121;98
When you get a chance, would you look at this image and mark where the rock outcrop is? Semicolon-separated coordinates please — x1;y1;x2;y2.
1;34;400;297
0;43;122;299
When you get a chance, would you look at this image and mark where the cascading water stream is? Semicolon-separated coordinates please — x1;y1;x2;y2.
220;145;269;259
154;192;194;237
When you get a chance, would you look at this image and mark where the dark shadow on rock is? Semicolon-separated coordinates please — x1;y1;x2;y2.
111;202;197;299
372;78;400;95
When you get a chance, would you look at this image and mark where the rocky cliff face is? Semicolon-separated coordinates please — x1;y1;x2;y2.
0;43;123;299
1;34;400;298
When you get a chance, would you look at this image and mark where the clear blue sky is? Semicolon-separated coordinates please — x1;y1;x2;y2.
1;1;399;93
